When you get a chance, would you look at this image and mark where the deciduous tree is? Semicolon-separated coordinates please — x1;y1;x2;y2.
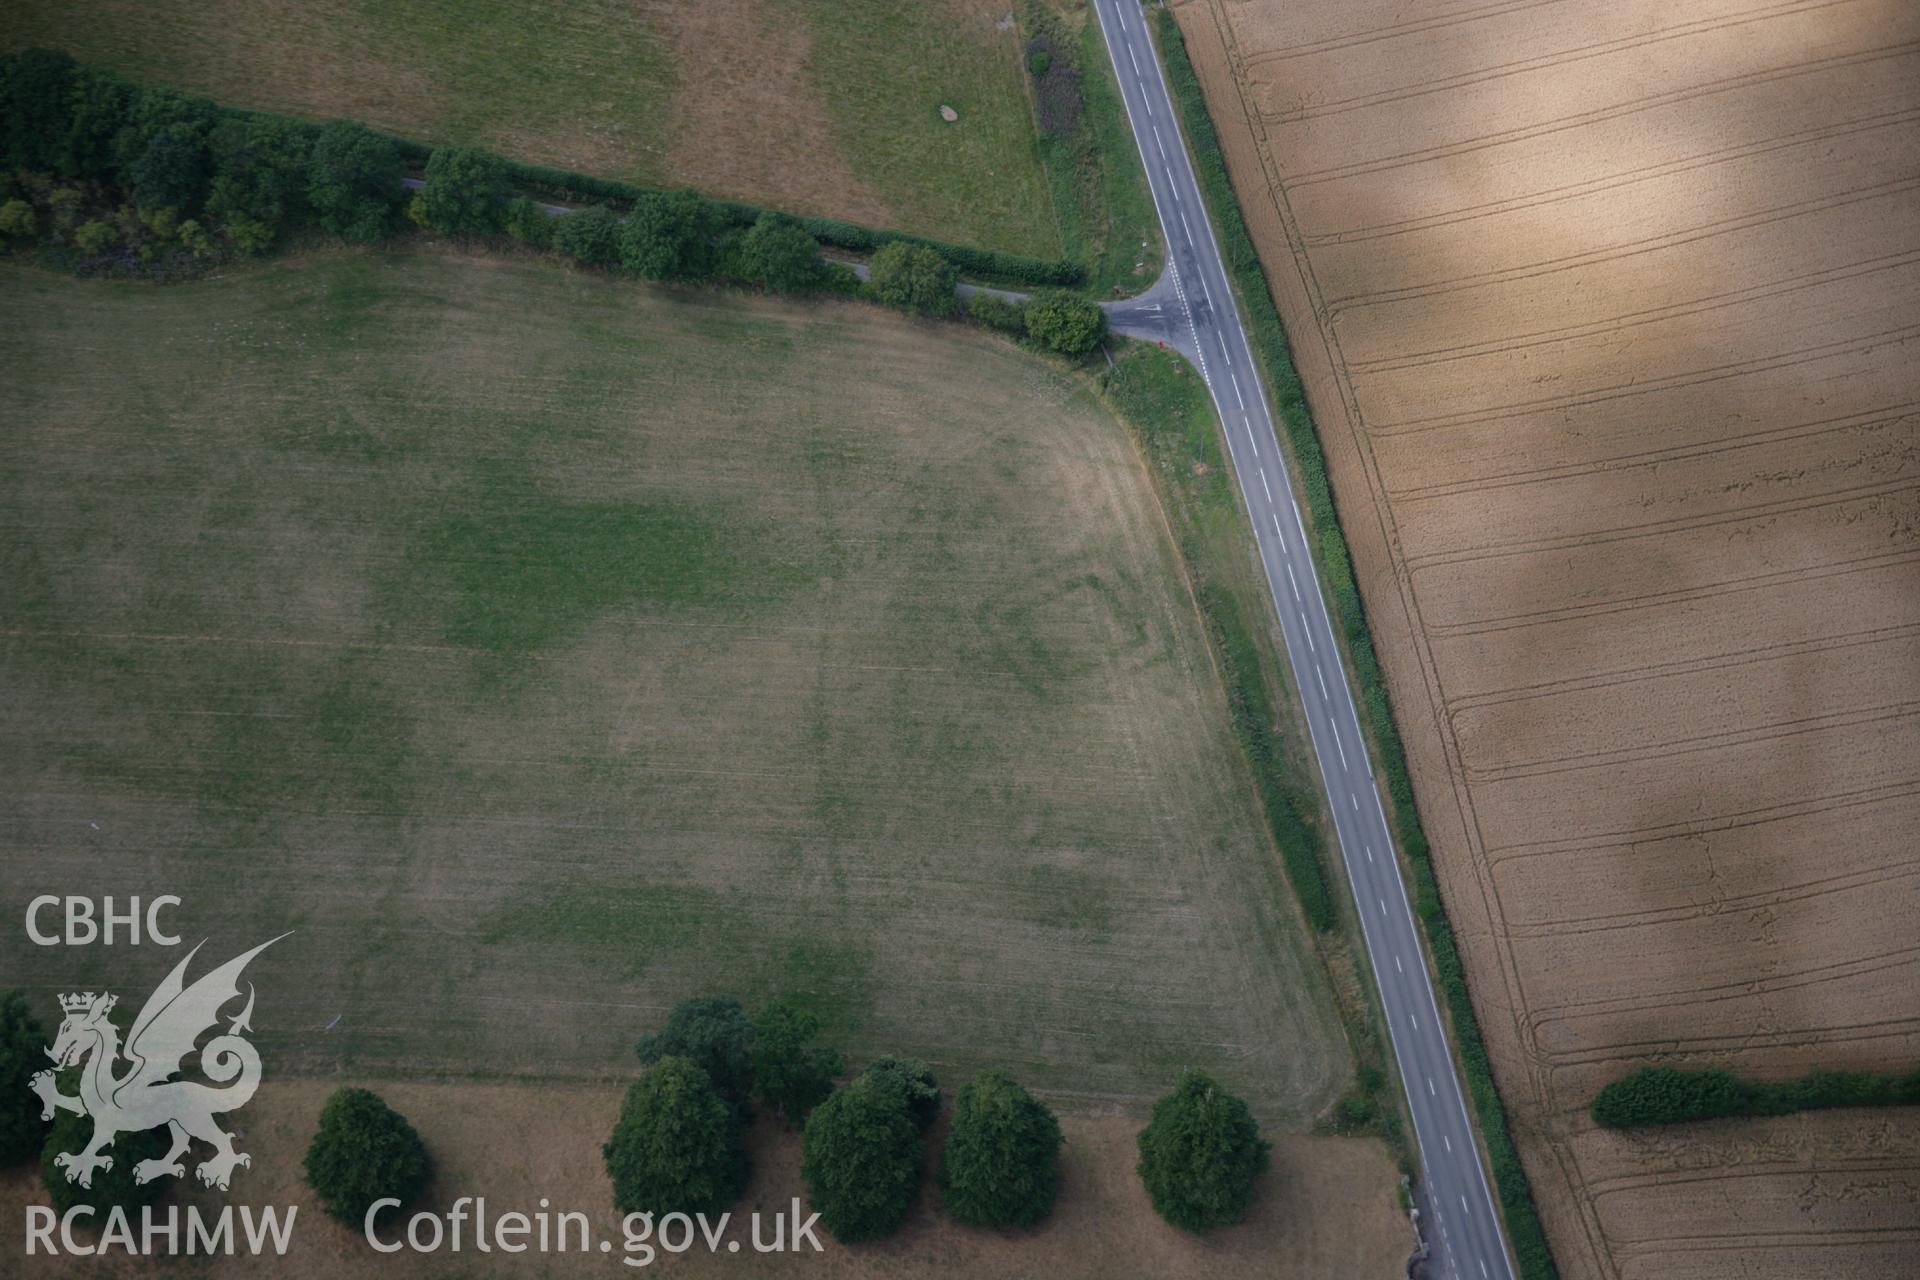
603;1057;749;1216
72;218;118;256
207;114;313;238
736;213;824;293
619;189;719;280
1135;1070;1268;1231
551;204;621;264
800;1073;923;1242
749;1003;841;1126
862;1056;939;1131
0;49;78;174
307;120;403;244
41;1095;167;1216
0;992;48;1164
303;1087;431;1227
866;241;957;316
940;1071;1062;1229
128;128;210;212
636;996;757;1102
0;199;36;244
1022;289;1107;356
416;146;506;235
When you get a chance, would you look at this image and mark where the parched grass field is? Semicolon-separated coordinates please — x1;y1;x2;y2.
1169;0;1920;1274
2;1082;1412;1278
0;0;1089;260
0;245;1353;1126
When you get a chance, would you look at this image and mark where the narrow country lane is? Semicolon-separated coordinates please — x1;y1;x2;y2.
1088;4;1520;1277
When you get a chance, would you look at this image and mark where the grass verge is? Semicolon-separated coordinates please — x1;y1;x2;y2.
1019;1;1162;295
1151;9;1557;1277
1096;347;1334;931
1094;340;1406;1166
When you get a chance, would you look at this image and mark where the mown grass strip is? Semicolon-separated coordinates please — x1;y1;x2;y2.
1151;10;1558;1277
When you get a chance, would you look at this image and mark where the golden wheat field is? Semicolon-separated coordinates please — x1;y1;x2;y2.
1168;0;1920;1275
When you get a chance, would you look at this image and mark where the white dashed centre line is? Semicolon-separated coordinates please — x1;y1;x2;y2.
1093;9;1515;1275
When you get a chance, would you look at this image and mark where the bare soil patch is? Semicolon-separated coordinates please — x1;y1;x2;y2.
1167;0;1920;1274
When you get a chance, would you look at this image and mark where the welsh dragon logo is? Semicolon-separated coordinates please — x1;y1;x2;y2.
30;935;287;1191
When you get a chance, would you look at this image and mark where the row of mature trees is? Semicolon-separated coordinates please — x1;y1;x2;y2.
1;48;409;260
607;995;1061;1239
607;995;1263;1241
3;988;1260;1237
1;49;1110;355
866;239;1109;355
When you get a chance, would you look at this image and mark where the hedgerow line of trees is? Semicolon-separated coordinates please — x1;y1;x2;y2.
1590;1064;1920;1129
0;49;1105;355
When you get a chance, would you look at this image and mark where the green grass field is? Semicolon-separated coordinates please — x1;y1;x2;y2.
0;0;1157;265
0;246;1346;1119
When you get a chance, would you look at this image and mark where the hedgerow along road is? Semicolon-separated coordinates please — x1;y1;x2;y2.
1090;3;1519;1278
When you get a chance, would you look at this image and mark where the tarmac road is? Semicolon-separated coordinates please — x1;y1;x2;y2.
1090;4;1519;1277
